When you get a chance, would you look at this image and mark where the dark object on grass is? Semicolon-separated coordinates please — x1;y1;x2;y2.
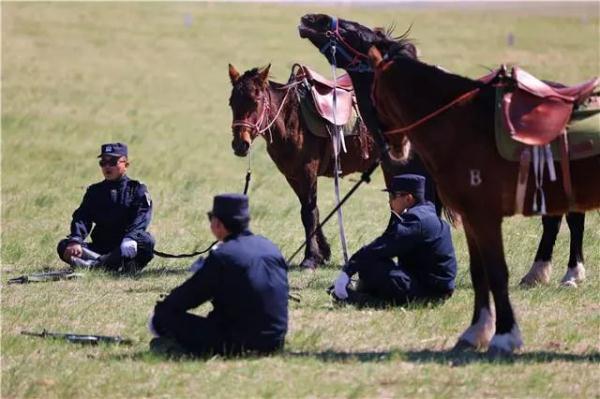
8;270;83;284
21;330;132;345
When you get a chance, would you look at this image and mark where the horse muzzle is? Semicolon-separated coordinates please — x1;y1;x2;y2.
232;139;250;157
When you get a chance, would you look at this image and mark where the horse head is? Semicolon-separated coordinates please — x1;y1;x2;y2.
299;14;417;161
228;63;271;157
299;14;416;71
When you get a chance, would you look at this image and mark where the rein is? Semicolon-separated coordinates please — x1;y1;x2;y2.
320;16;372;73
380;87;482;136
153;161;253;259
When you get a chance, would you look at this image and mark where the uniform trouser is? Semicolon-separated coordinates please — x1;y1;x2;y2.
152;304;284;357
56;231;155;270
355;258;452;305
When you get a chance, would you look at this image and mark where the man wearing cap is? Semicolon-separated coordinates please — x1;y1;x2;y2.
57;142;155;273
149;193;288;357
332;174;457;306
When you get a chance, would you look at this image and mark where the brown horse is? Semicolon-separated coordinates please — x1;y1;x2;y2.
299;14;589;287
227;64;380;269
299;14;600;353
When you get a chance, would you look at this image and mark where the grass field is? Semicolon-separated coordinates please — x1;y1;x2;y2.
2;2;599;398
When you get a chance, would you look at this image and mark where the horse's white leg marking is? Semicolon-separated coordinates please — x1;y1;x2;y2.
489;324;523;354
458;307;495;349
519;260;552;287
560;262;586;288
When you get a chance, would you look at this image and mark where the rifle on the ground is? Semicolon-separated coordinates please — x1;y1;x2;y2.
8;270;83;284
21;329;132;345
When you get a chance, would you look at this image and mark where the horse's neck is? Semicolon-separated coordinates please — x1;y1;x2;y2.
348;71;381;133
390;58;480;119
381;58;485;170
263;81;302;149
264;82;289;140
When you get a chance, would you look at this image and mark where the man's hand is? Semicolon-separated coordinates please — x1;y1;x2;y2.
120;238;138;258
333;271;350;300
63;243;83;260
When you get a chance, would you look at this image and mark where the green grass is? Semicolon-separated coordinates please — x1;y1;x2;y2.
2;2;599;398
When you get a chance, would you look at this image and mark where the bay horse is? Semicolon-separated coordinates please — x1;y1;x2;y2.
227;64;381;269
298;14;599;353
299;15;588;288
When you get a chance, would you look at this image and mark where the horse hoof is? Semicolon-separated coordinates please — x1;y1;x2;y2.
560;280;578;288
488;326;523;355
486;345;515;359
519;261;551;288
299;258;318;270
452;339;478;353
560;263;585;288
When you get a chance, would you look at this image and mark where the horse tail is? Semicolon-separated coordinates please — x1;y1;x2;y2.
443;206;462;228
434;193;461;228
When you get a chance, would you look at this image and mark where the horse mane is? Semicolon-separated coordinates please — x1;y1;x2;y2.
373;23;417;60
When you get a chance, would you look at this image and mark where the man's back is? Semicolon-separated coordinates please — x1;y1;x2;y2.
209;231;289;347
400;202;457;293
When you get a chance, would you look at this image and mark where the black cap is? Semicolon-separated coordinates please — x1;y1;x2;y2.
383;174;426;200
208;194;250;224
98;142;128;158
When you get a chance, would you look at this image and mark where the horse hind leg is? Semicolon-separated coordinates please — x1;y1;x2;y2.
286;174;325;269
316;223;331;263
560;212;586;288
454;223;496;351
520;215;562;287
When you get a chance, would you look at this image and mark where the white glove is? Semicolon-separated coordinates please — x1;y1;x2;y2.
333;271;350;300
120;238;138;258
147;312;160;338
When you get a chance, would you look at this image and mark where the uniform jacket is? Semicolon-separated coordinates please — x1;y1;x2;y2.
158;230;289;349
67;176;152;252
343;201;457;293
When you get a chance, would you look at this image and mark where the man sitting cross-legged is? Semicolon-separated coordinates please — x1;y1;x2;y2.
149;194;289;357
332;174;457;307
57;142;155;273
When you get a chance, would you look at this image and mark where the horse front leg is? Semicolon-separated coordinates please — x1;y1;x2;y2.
286;172;328;269
520;215;562;287
454;219;495;351
561;212;586;287
480;218;523;355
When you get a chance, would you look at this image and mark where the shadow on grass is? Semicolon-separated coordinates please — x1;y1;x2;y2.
137;267;190;278
288;348;600;365
106;348;600;365
287;262;343;271
403;349;600;365
100;267;190;280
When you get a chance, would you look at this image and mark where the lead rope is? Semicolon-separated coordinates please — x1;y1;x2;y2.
330;41;349;264
153;160;252;259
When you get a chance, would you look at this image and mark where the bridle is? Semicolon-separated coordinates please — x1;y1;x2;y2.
319;16;372;73
231;83;296;143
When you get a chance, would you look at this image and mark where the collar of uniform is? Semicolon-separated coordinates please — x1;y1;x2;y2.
104;175;129;186
391;210;403;220
223;229;252;242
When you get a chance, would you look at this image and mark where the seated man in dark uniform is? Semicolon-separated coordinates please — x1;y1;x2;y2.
332;174;457;306
149;194;289;357
57;142;155;273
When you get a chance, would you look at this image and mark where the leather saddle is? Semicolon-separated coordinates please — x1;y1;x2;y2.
296;65;355;126
498;65;599;145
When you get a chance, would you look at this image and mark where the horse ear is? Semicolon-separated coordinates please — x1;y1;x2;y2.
367;46;384;68
258;64;271;86
229;64;241;85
